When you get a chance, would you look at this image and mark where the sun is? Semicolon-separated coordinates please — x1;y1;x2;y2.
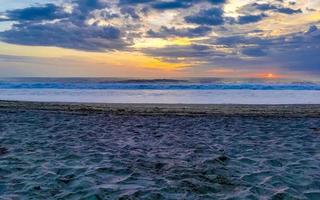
266;73;274;78
259;73;286;79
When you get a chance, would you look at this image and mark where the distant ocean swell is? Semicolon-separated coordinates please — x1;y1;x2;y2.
1;78;320;104
1;82;320;90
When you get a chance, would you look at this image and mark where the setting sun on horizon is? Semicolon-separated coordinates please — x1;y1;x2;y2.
266;73;275;79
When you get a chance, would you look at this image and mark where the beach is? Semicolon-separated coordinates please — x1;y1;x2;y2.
1;0;320;198
0;101;320;199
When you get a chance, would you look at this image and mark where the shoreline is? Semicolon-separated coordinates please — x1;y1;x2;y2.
1;100;320;117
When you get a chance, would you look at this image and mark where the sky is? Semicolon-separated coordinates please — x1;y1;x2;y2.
0;0;319;79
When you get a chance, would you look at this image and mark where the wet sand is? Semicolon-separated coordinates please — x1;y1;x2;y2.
0;101;320;199
1;100;320;117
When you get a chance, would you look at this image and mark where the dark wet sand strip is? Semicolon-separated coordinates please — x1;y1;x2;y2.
1;100;320;117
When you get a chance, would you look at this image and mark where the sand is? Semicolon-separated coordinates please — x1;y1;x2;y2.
0;101;320;199
1;100;320;117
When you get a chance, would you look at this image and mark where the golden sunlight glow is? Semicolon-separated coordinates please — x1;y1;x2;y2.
224;0;252;17
207;68;236;76
62;4;73;14
0;42;188;72
133;37;193;48
257;11;320;36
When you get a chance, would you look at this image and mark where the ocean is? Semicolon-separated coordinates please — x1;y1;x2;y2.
0;77;320;104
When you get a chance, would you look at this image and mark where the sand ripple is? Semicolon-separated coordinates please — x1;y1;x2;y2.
0;110;320;199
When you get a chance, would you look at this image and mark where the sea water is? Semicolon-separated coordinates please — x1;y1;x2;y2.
0;77;320;104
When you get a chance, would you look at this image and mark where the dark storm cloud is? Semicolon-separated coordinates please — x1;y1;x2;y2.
0;0;130;51
70;0;111;23
215;35;264;46
282;26;320;73
0;3;67;21
215;26;320;73
142;44;218;59
248;3;302;14
184;4;273;26
0;22;126;51
147;26;212;38
209;2;302;26
237;14;267;24
151;1;193;10
118;0;154;5
118;0;226;9
75;0;108;12
151;0;226;10
207;0;226;4
120;7;140;19
241;47;267;57
185;7;224;25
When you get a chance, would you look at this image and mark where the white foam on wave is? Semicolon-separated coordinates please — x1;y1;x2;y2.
0;89;320;104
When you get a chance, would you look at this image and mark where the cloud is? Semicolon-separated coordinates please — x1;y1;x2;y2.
0;21;126;51
142;44;217;61
120;7;140;19
207;0;226;4
215;35;263;46
144;24;320;75
241;47;267;57
147;26;212;38
118;0;226;7
75;0;108;13
151;1;193;10
306;25;318;34
247;3;302;15
0;3;68;21
151;0;226;10
185;7;224;25
237;14;267;24
0;1;130;51
217;26;320;73
118;0;154;5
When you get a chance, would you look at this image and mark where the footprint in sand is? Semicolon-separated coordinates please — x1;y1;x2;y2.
0;147;8;156
310;128;320;134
